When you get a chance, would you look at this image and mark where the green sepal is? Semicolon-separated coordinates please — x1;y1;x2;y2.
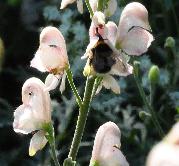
89;160;100;166
63;157;76;166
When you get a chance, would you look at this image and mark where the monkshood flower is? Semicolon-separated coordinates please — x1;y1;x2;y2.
31;26;69;93
116;2;154;56
13;77;51;156
146;122;179;166
60;0;83;14
83;2;154;94
90;122;129;166
89;0;117;17
83;11;133;94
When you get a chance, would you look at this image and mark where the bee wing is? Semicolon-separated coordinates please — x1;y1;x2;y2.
110;53;133;76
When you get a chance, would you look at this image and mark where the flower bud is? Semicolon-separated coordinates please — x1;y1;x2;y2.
90;122;129;166
164;36;175;48
139;111;151;120
148;65;160;84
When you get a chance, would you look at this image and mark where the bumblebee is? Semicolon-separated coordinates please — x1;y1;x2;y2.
89;29;116;74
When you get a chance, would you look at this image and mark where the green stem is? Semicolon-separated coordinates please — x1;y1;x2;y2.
97;0;104;11
171;1;179;37
133;62;164;138
68;76;96;161
66;67;83;107
150;83;154;106
44;123;60;166
85;0;94;17
50;141;61;166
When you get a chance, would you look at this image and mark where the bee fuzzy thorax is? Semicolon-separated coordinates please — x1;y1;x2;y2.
90;39;116;74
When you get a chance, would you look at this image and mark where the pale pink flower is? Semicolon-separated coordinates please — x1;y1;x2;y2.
116;2;154;56
13;77;51;156
89;0;117;17
60;0;83;14
31;26;68;92
90;122;129;166
146;122;179;166
83;12;133;94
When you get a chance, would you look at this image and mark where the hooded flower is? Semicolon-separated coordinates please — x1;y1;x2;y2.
116;2;154;56
31;26;68;93
60;0;83;14
90;122;129;166
83;11;133;94
13;77;52;156
146;122;179;166
89;0;117;17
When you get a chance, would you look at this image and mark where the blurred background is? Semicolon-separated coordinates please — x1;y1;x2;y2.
0;0;178;165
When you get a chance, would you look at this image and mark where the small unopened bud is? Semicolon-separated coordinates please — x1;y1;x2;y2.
164;37;175;48
148;65;160;84
63;157;76;166
139;111;151;120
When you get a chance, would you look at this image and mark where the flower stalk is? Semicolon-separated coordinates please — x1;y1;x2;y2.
66;67;83;107
133;61;164;138
68;76;96;161
85;0;94;17
44;123;60;166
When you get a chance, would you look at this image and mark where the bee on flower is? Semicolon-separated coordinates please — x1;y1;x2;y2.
13;77;52;156
83;2;154;94
90;122;129;166
31;26;69;93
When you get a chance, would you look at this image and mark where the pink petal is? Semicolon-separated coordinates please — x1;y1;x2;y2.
102;75;120;94
45;74;61;92
121;27;154;56
60;0;76;9
13;105;41;134
89;0;97;13
59;72;66;93
77;0;83;14
117;2;151;46
105;21;118;45
32;26;68;74
90;122;129;165
30;52;47;72
29;131;48;156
